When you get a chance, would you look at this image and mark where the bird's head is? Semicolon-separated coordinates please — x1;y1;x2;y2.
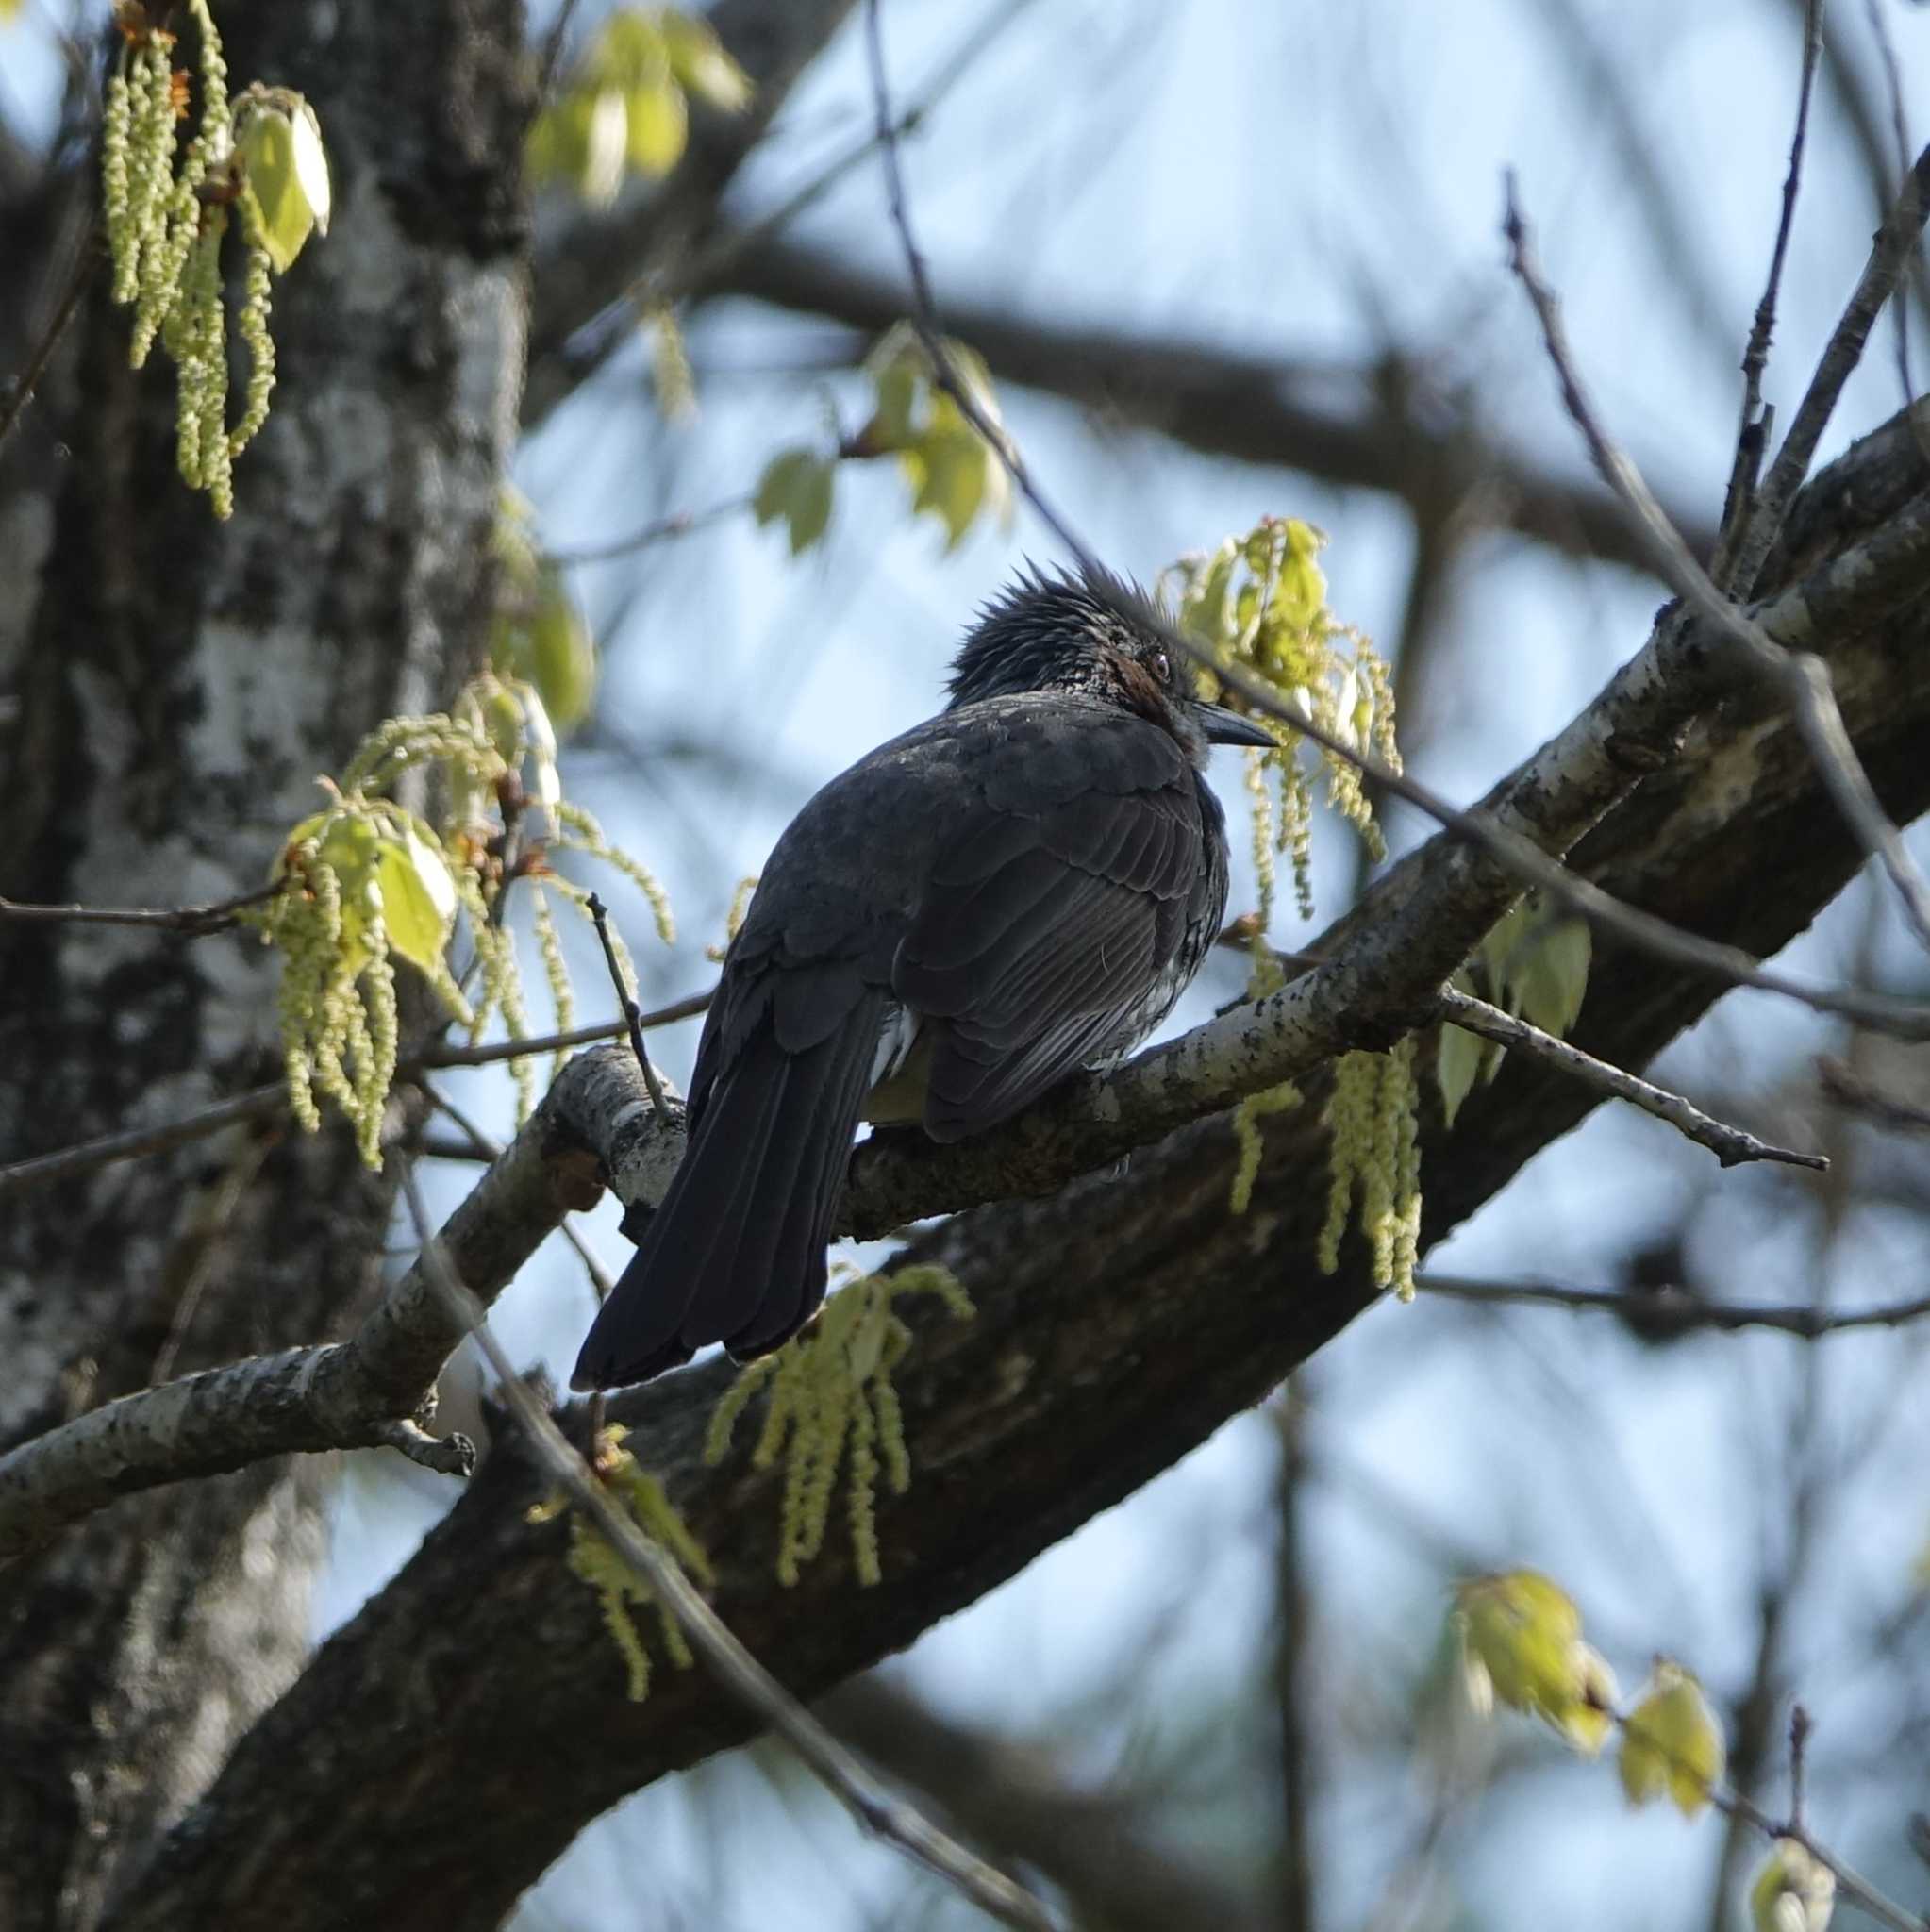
946;564;1273;763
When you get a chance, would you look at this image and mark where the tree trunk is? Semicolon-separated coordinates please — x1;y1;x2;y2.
0;5;530;1924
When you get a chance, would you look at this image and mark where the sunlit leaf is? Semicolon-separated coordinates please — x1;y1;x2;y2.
1438;1014;1486;1128
1751;1839;1835;1932
1620;1660;1724;1816
903;427;988;550
662;10;751;110
236;94;331;273
516;680;564;814
374;820;458;975
1518;916;1591;1040
526;562;598;730
754;448;834;556
595;10;666;84
624;74;687;175
1456;1570;1584;1721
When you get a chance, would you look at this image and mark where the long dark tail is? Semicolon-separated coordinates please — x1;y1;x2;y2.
571;994;886;1390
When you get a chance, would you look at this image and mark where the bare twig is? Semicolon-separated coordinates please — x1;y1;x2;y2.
422;1081;615;1300
1817;1054;1930;1132
415;986;714;1069
585;891;673;1124
536;0;588;99
0;1050;685;1559
1438;988;1829;1171
1790;1704;1813;1830
545;494;751;565
1859;0;1930;463
1739;139;1930;591
1711;1760;1926;1932
0;987;717;1199
1716;0;1823;583
0;225;95;449
0;883;282;937
1504;173;1930;958
0;1085;287;1199
396;1163;1061;1932
1415;1274;1930;1339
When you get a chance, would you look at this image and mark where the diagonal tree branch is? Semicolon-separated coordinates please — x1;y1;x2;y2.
6;401;1927;1566
98;391;1930;1932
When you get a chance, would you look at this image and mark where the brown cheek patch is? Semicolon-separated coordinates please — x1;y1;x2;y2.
1105;648;1171;726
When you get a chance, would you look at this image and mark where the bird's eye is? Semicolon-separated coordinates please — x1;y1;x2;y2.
1152;649;1172;684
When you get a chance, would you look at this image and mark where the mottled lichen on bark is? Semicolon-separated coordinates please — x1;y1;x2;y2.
0;0;537;1917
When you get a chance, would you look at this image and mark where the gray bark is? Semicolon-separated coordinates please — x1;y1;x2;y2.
0;2;531;1924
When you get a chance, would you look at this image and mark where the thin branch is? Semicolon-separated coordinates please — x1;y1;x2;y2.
1817;1054;1930;1132
0;1084;288;1200
1415;1274;1930;1339
544;494;751;565
1438;989;1827;1170
415;986;714;1069
0;883;283;937
0;224;95;449
1716;0;1823;585
1859;0;1930;463
536;0;588;99
0;1049;686;1561
1738;139;1930;591
552;0;1042;398
395;1163;1062;1932
422;1081;616;1300
0;988;717;1199
586;891;673;1124
1699;1751;1926;1932
1503;174;1930;958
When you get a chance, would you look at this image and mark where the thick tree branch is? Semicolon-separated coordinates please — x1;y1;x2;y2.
101;397;1930;1932
403;1172;1061;1932
0;1052;685;1561
8;402;1927;1566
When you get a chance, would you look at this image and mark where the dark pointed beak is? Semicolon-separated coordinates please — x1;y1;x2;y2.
1195;700;1275;748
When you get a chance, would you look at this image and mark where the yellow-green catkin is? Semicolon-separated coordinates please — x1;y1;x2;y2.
1316;1038;1422;1299
101;1;297;519
527;1427;710;1704
553;799;676;944
705;1266;974;1588
252;682;675;1158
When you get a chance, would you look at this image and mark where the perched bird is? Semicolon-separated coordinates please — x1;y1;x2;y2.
573;567;1271;1390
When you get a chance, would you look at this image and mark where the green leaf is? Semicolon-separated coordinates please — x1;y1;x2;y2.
662;12;752;110
374;821;458;975
624;75;688;175
590;9;668;87
526;87;627;205
526;561;598;730
861;358;920;451
236;96;331;274
1517;917;1591;1040
1751;1840;1835;1932
1438;1019;1486;1128
1620;1661;1724;1816
904;428;989;550
753;449;835;556
514;681;564;814
1455;1570;1589;1725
